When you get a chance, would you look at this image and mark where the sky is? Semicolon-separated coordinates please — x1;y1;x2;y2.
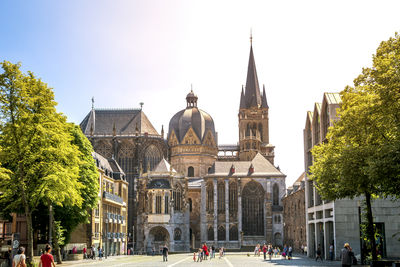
1;0;400;187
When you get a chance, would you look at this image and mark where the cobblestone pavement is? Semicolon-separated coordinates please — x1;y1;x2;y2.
60;253;342;267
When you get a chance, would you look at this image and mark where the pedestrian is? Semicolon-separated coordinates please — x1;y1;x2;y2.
340;243;353;267
197;248;203;262
288;245;293;260
329;243;334;261
5;247;12;267
262;243;267;260
92;245;97;260
193;251;196;262
12;247;26;267
304;245;307;255
202;243;209;260
282;244;287;259
219;247;223;259
83;247;87;259
162;244;168;262
98;247;103;260
38;244;55;267
268;245;273;260
211;244;215;258
301;244;304;255
316;244;323;261
152;245;155;256
273;247;278;258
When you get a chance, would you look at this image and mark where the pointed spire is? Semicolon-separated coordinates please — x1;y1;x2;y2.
261;84;269;108
161;125;164;139
91;97;95;110
244;41;261;108
240;85;246;109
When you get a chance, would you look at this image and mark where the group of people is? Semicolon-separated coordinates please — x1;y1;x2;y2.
193;243;224;262
252;244;293;260
5;244;56;267
83;245;104;260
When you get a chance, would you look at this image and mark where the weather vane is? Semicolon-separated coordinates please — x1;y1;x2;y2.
91;97;94;109
250;28;253;46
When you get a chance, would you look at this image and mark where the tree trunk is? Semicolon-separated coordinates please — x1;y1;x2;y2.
25;208;34;266
365;192;377;261
50;205;62;264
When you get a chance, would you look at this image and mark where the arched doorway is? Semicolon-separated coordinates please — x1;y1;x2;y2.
274;232;282;246
148;226;170;252
242;181;265;236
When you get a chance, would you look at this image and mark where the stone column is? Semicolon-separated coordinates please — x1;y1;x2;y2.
238;178;242;247
225;179;229;242
213;178;218;243
200;180;207;242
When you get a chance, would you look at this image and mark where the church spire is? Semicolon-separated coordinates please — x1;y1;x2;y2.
240;85;246;109
261;84;269;108
244;38;261;108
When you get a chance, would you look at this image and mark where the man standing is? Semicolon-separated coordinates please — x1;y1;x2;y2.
330;243;334;261
316;244;323;261
340;243;353;267
162;244;168;262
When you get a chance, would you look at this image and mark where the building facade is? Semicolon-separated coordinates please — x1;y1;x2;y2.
304;92;400;259
69;152;129;255
282;172;306;252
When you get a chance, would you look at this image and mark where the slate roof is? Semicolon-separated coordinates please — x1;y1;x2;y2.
243;45;262;108
207;153;285;178
92;152;126;181
80;109;159;136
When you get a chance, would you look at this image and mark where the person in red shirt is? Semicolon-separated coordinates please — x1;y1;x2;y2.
39;244;56;267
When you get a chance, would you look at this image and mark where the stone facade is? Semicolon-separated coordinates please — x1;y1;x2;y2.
282;172;306;252
135;159;190;252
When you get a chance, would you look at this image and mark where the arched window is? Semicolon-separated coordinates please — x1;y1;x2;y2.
278;215;281;223
144;145;162;173
229;182;238;214
217;182;225;213
229;226;238;241
206;182;213;212
242;181;264;236
188;166;194;177
246;123;251;136
189;198;192;212
173;186;182;211
258;123;263;141
208;227;214;241
217;226;226;241
273;183;280;205
252;123;257;137
174;228;182;241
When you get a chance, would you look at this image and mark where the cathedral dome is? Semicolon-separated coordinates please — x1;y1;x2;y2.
168;90;217;144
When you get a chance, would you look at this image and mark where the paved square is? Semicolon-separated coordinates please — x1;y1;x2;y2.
61;253;341;267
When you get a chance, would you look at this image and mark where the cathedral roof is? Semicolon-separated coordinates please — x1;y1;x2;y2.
80;109;159;136
207;153;285;178
152;158;177;173
168;90;217;143
92;152;126;181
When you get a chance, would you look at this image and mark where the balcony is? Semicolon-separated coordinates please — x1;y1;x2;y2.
103;191;123;204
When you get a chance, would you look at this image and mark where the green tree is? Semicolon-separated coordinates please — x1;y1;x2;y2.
0;61;84;266
310;33;400;261
54;124;99;245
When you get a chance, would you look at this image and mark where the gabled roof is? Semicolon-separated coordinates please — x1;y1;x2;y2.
92;152;126;181
80;109;159;136
324;92;342;105
207;153;285;177
307;111;313;122
152;158;177;173
244;45;262;108
314;103;322;115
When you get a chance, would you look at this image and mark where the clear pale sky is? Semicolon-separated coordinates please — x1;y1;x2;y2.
1;0;399;187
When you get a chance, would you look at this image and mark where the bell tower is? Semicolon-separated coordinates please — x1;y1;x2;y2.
238;38;275;163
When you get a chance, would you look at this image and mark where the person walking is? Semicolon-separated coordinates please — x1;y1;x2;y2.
301;244;304;255
12;247;26;267
268;245;273;260
162;244;168;262
38;245;56;267
329;243;334;261
98;247;103;260
262;244;267;260
282;245;288;259
340;243;353;267
202;243;209;260
316;244;323;261
211;244;215;258
197;248;202;262
83;247;87;259
288;245;293;260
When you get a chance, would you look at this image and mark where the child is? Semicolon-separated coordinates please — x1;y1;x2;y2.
193;251;196;262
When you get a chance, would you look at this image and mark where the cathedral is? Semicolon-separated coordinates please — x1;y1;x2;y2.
80;41;286;252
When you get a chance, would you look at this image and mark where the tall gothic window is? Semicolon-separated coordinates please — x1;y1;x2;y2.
188;166;194;177
173;186;182;211
208;226;214;241
229;225;238;241
273;183;280;206
189;198;192;212
206;182;213;212
217;182;225;213
258;123;263;141
148;193;153;213
156;195;162;214
242;181;264;236
217;226;226;241
229;181;238;214
164;195;169;214
246;123;251;137
144;145;162;173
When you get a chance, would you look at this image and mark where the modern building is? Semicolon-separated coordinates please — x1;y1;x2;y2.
69;152;129;255
304;92;400;259
282;172;306;252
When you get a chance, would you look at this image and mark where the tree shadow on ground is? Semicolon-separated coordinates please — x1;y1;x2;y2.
261;258;340;266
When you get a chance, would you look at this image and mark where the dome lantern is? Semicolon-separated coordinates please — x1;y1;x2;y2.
186;89;198;108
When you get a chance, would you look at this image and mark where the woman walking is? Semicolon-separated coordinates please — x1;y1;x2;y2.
12;247;26;267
